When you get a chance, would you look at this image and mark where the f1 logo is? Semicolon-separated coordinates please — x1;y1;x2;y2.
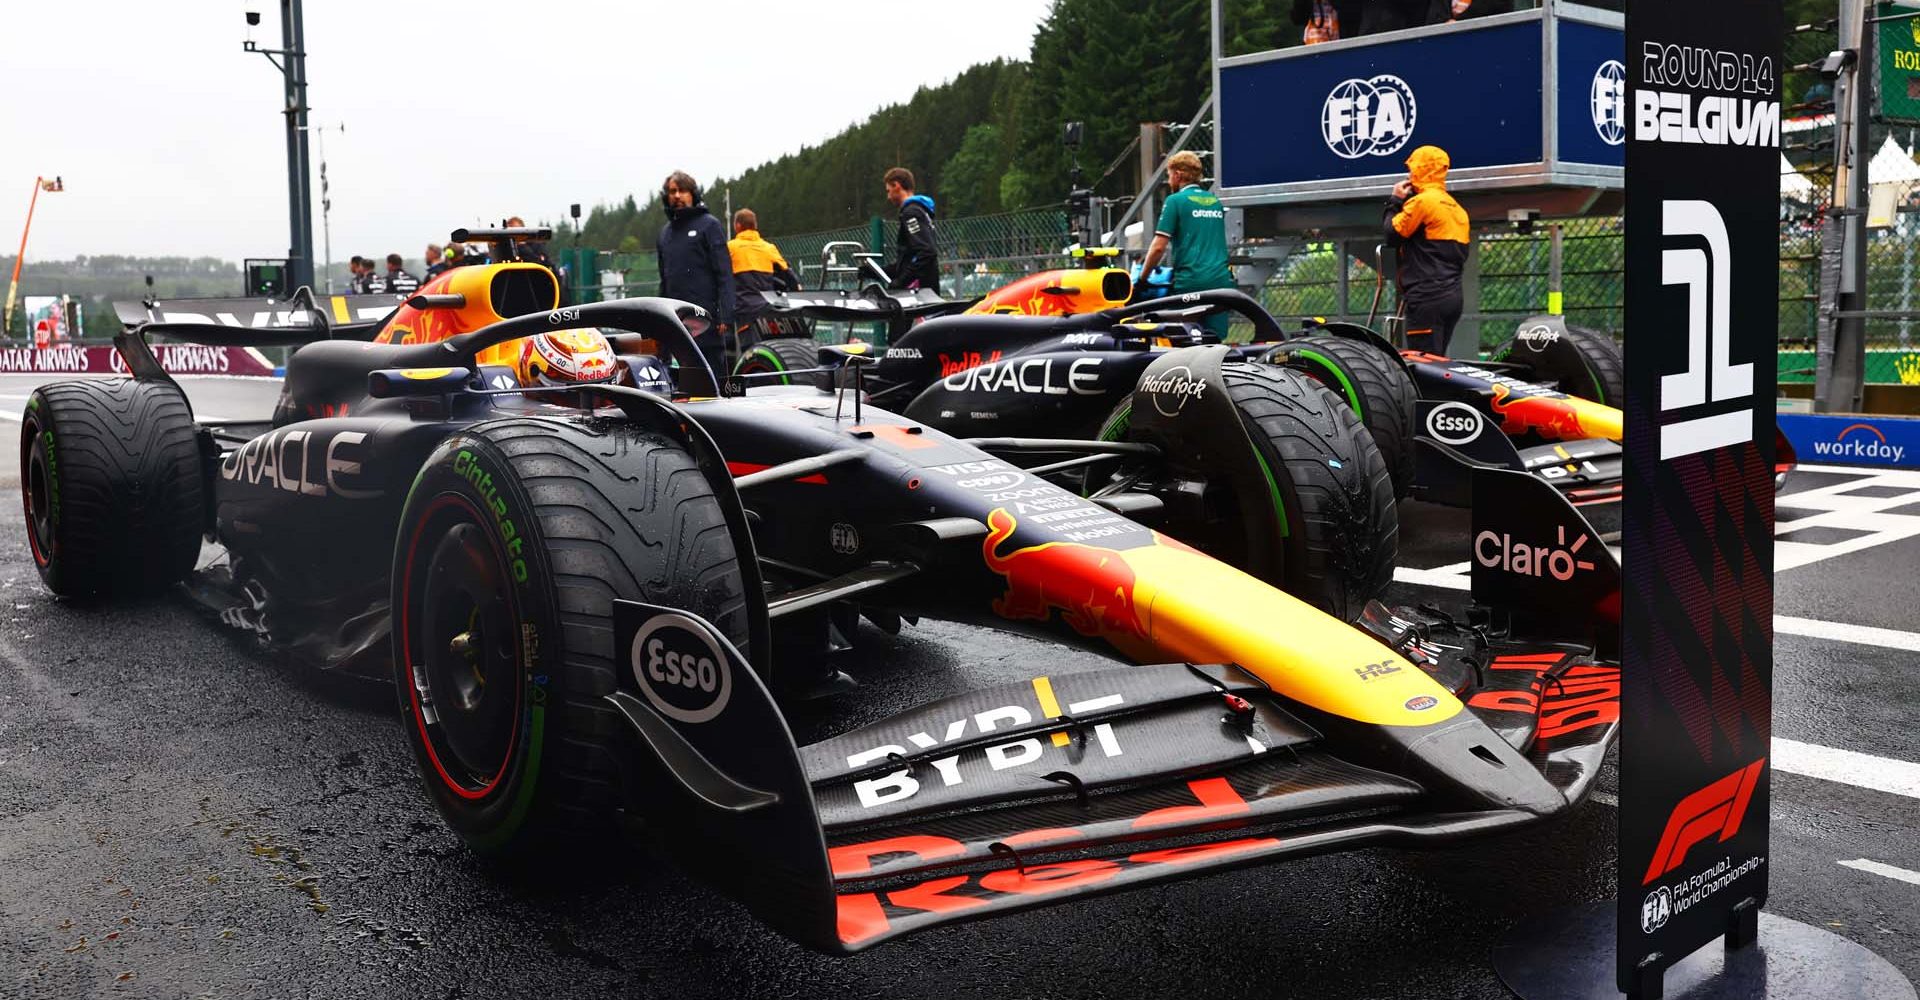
1659;200;1754;460
1642;757;1766;884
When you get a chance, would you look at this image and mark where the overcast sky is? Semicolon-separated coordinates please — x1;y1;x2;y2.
0;1;1050;264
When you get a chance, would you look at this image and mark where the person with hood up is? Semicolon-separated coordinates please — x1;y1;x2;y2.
883;167;940;293
1385;144;1471;355
656;170;735;383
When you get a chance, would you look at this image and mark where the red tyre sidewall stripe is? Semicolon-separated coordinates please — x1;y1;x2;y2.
401;491;524;802
21;415;49;568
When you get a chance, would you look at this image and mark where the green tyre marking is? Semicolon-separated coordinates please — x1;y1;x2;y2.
1295;348;1362;417
41;429;59;526
1099;403;1132;442
1247;441;1291;539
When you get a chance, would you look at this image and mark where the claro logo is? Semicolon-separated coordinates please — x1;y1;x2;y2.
1475;524;1598;581
1643;758;1766;884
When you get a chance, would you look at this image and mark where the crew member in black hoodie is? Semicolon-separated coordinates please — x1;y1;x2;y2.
883;167;940;293
656;171;735;388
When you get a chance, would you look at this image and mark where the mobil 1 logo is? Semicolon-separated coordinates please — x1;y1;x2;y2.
626;608;733;724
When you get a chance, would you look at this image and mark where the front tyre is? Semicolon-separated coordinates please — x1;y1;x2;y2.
1263;336;1417;498
392;417;749;857
20;379;204;598
1221;363;1397;620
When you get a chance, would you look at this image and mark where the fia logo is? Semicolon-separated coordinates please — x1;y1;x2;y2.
1591;60;1627;146
1641;886;1673;933
1322;75;1417;159
1660;201;1753;459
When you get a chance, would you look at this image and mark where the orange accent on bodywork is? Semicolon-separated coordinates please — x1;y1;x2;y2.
1131;777;1251;831
725;460;827;484
836;893;891;946
965;268;1130;317
1489;383;1624;442
982;508;1146;641
375;263;559;371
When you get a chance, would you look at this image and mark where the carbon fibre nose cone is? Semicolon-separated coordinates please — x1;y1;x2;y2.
1397;716;1568;816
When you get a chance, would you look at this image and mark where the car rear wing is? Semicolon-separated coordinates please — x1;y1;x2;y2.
111;288;400;386
606;597;1607;954
760;287;975;338
113;290;402;338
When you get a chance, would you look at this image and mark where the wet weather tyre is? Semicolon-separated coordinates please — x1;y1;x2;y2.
19;379;204;599
1495;325;1625;407
391;417;749;858
1221;362;1398;621
1264;336;1417;499
733;338;822;385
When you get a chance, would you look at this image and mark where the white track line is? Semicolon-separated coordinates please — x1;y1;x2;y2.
1392;565;1471;591
1773;738;1920;800
1838;859;1920;887
1392;570;1920;656
1775;615;1920;653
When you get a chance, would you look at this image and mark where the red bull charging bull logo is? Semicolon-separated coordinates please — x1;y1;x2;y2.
982;509;1146;641
1490;382;1592;441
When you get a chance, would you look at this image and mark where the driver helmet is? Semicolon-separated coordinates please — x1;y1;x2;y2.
513;329;619;387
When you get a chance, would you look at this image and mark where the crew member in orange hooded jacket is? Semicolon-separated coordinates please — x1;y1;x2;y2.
1385;145;1471;355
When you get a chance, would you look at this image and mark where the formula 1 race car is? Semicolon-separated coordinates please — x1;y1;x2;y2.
19;236;1618;954
1264;315;1626;507
748;265;1627;509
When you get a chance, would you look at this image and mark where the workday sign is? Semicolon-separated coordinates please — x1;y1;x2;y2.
1777;412;1920;469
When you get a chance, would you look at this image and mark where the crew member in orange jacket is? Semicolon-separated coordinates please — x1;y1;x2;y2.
1385;145;1471;355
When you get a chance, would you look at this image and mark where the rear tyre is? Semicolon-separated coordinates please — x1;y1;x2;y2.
20;379;204;598
733;338;822;386
1263;336;1417;499
1494;325;1625;407
1221;363;1398;621
392;417;749;858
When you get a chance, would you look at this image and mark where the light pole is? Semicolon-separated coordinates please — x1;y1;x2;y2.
5;176;63;339
242;4;315;293
299;121;344;293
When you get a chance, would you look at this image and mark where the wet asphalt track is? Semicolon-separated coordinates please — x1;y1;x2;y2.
0;374;1915;999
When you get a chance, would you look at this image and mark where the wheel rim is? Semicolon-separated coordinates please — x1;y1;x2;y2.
404;499;522;799
735;350;788;382
22;426;52;567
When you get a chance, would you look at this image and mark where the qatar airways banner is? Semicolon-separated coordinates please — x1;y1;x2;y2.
0;343;278;377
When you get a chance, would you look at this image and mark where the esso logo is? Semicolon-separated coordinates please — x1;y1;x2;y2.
1425;402;1484;445
1591;60;1627;146
630;612;731;724
1322;75;1417;159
